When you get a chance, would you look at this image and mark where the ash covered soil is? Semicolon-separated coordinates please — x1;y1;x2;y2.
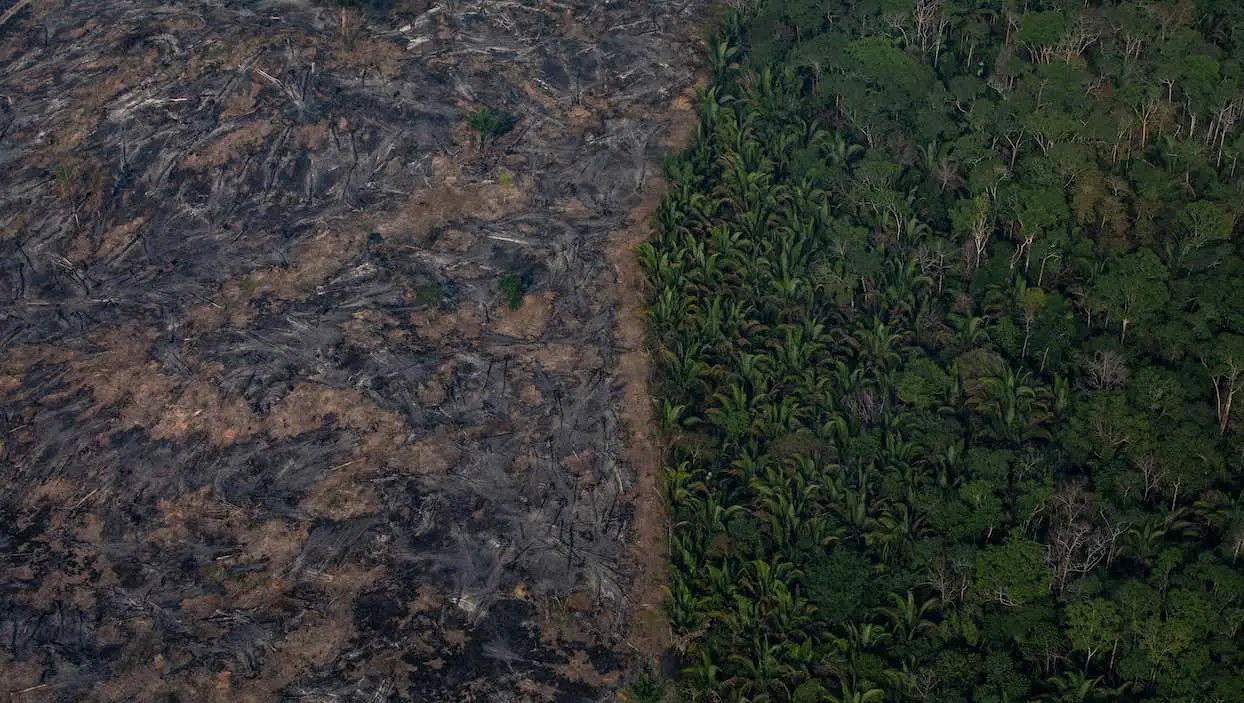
0;1;705;699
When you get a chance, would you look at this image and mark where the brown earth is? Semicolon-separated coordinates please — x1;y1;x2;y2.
0;1;704;700
604;91;704;664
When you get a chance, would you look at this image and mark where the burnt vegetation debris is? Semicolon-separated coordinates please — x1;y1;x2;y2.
0;0;705;699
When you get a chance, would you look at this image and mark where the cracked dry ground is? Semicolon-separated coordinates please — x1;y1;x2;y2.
0;1;705;700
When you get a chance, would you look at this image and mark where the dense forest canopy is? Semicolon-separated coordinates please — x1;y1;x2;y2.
640;0;1244;700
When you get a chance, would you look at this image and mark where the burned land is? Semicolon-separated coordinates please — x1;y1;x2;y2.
0;0;704;699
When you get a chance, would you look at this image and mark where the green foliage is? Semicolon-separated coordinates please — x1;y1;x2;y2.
625;666;667;703
646;0;1244;700
973;538;1051;608
1066;598;1122;662
805;549;873;623
498;273;526;309
893;358;950;410
467;107;515;146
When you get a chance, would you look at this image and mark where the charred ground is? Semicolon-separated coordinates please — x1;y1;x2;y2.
0;1;704;699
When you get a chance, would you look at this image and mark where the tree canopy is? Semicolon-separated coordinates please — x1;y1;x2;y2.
643;0;1244;699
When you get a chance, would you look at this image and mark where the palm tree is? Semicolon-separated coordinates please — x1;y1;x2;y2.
766;270;810;318
766;582;816;636
751;464;821;553
967;365;1054;445
658;341;713;403
845;319;911;374
704;559;740;600
682;233;725;294
947;310;990;351
740;65;800;120
1122;508;1200;566
815;130;865;169
648;287;696;339
815;409;850;447
881;254;934;313
836;481;887;543
829;682;887;703
1042;671;1104;702
734;199;776;249
1193;488;1244;562
689;493;746;539
934;439;966;488
867;503;932;562
706;382;760;448
708;223;748;273
657;399;692;433
665;461;708;506
636;240;685;291
664;570;712;633
725;445;771;488
682;648;722;695
706;33;739;84
770;322;825;376
740;558;802;604
755;396;809;440
877;591;939;645
716;6;749;48
724;637;795;701
782;365;833;410
845;621;892;652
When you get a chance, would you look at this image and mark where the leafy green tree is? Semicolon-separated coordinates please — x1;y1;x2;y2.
973;538;1051;608
1168;200;1232;270
1065;598;1122;668
1091;248;1170;343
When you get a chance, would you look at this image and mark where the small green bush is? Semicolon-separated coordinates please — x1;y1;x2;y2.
625;666;666;703
468;107;516;146
499;274;526;309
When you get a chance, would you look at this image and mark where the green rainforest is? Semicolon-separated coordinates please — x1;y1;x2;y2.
640;0;1244;700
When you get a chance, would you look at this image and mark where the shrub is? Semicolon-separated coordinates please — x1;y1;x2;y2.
468;107;516;146
625;666;666;703
499;274;526;309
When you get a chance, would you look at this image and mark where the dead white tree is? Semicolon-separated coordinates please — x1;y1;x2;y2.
959;200;992;279
1134;453;1169;504
914;0;950;63
917;240;951;294
1081;350;1131;391
1203;345;1244;435
1055;14;1099;62
924;553;971;605
1046;481;1126;593
1205;99;1241;167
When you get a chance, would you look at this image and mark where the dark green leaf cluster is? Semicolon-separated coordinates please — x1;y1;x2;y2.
498;273;527;309
468;107;517;146
645;1;1244;700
